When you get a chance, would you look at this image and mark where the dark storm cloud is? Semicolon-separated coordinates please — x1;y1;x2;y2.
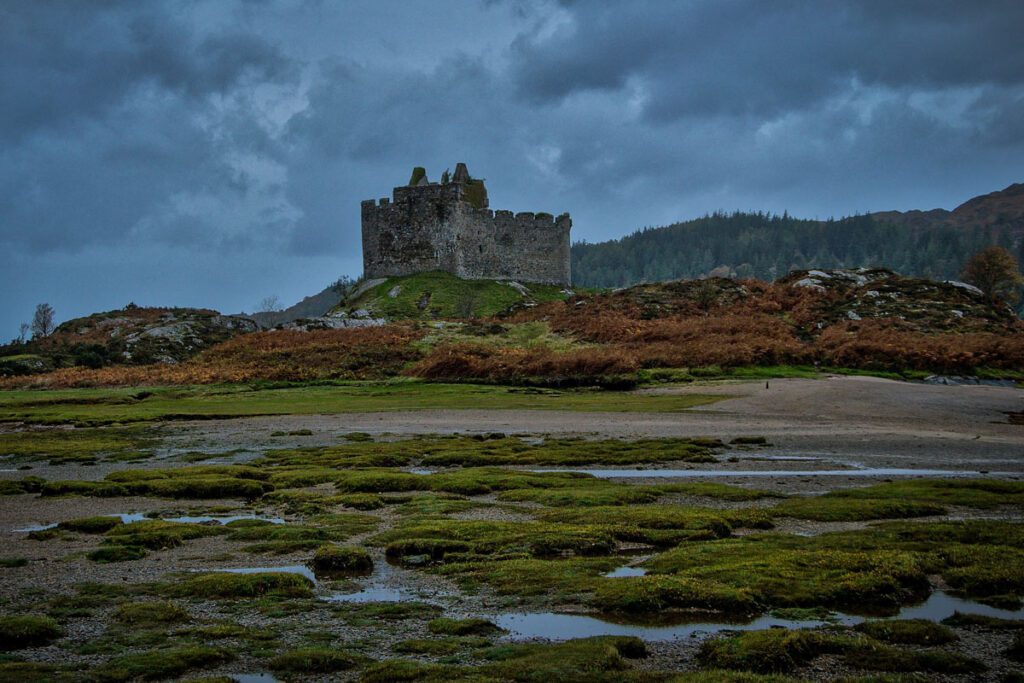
511;0;1024;121
2;0;1023;338
0;1;296;255
1;2;292;141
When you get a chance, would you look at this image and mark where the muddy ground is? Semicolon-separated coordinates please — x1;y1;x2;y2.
1;375;1023;681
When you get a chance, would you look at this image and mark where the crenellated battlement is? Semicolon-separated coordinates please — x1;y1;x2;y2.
361;163;571;285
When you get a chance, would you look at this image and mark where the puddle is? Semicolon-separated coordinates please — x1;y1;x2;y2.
495;591;1023;642
325;585;408;603
13;512;283;533
529;468;1011;479
323;556;414;603
14;523;58;532
495;611;847;641
231;674;281;683
212;565;317;584
405;468;436;475
896;590;1024;621
160;514;284;525
604;566;647;578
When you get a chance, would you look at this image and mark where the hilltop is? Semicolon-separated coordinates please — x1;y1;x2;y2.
335;271;571;321
571;182;1024;297
873;182;1024;237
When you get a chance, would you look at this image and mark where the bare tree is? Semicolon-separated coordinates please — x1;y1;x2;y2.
18;323;30;343
257;295;281;313
31;303;55;338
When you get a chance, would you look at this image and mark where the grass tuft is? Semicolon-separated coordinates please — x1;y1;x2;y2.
0;615;62;650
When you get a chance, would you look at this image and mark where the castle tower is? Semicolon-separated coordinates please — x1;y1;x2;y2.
361;163;570;285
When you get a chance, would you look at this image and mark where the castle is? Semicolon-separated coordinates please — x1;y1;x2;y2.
361;163;571;286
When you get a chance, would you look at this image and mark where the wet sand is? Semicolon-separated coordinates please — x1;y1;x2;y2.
156;375;1024;472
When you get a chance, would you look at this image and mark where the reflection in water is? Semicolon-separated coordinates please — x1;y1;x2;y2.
13;512;284;533
603;566;647;578
323;556;414;603
495;591;1024;642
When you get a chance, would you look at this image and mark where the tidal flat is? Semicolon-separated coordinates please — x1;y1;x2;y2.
1;378;1023;681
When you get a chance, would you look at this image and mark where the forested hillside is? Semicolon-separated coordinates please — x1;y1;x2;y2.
571;183;1024;290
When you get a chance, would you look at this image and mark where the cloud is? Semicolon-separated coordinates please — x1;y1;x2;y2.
510;1;1024;122
2;0;1023;338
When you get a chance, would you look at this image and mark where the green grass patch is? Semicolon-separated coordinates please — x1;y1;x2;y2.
309;544;373;573
539;505;774;546
347;271;569;320
88;545;148;563
165;572;313;599
496;485;662;507
0;425;153;463
268;647;365;674
0;558;28;568
823;479;1024;509
855;618;957;645
90;645;233;682
376;519;618;564
0;662;72;682
0;382;728;426
261;435;722;471
362;636;648;683
941;611;1024;629
333;601;442;625
0;615;61;650
699;629;982;675
58;516;124;533
657;482;784;501
114;601;190;626
393;636;492;655
427;617;503;636
227;515;377;554
639;521;1024;613
770;497;946;522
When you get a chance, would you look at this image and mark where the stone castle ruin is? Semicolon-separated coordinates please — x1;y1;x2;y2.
361;163;571;285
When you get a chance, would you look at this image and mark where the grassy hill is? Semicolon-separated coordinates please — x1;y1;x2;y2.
336;271;571;320
6;268;1022;389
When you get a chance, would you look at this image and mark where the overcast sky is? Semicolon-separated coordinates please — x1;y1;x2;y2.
3;0;1024;337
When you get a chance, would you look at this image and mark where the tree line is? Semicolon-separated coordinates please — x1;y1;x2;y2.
571;211;1023;294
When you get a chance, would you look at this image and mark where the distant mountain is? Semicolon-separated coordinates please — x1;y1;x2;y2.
572;183;1024;293
873;182;1024;238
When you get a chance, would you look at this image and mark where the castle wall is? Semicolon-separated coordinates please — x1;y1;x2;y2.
361;180;571;286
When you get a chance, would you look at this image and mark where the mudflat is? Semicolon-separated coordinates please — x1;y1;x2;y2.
1;376;1023;682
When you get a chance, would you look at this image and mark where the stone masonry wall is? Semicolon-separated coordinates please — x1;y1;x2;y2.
361;178;571;286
